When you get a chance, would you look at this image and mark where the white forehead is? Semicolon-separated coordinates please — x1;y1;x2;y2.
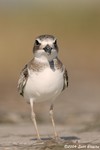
38;38;54;45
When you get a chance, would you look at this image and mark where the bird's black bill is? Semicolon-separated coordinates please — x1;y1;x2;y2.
43;45;53;54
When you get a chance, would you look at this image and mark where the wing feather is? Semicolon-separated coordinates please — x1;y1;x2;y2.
17;64;28;96
62;68;68;91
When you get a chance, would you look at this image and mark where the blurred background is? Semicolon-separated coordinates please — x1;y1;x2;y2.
0;0;100;130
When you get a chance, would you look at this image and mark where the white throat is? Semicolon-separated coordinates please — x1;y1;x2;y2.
34;49;58;63
34;55;50;63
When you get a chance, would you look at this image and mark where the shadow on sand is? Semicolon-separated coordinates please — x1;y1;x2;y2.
31;136;79;141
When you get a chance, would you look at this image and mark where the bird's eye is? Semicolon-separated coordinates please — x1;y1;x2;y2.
35;40;40;46
53;40;57;45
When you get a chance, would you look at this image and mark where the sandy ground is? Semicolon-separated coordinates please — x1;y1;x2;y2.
0;123;100;150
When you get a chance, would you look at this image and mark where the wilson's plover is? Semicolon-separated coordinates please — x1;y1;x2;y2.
17;35;68;140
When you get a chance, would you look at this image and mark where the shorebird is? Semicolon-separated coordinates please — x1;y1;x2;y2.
17;35;68;140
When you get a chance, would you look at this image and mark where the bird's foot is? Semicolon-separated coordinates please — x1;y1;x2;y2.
52;135;64;143
33;137;44;145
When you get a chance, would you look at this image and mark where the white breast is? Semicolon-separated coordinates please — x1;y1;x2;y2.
24;67;64;102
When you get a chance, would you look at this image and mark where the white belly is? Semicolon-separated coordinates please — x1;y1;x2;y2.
24;68;64;102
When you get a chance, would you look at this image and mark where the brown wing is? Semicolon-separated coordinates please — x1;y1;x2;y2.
54;58;68;91
62;68;68;91
17;64;28;96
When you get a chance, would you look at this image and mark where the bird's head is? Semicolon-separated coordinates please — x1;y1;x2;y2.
33;35;58;61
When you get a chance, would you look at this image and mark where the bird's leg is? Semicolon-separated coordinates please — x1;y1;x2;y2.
49;104;58;139
30;99;41;140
